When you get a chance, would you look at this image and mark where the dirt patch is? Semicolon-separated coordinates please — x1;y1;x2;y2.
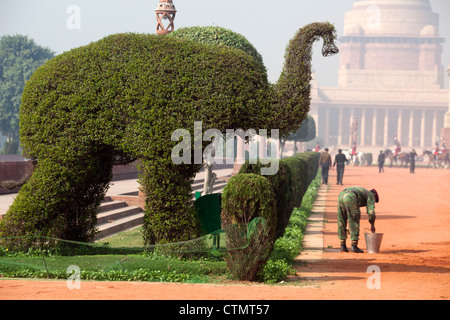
1;166;449;300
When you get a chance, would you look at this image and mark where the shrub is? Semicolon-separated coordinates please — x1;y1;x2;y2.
2;22;338;247
221;174;276;281
239;152;320;239
262;173;320;282
262;259;294;284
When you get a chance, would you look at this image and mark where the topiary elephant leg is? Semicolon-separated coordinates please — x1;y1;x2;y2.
138;159;202;245
0;150;113;244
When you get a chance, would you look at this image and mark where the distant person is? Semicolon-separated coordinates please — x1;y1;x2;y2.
377;150;385;173
351;143;357;157
410;149;417;174
337;187;378;253
319;148;332;185
394;143;401;156
433;144;439;161
314;143;321;152
333;149;347;185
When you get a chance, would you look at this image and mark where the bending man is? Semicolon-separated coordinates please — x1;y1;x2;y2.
337;187;378;253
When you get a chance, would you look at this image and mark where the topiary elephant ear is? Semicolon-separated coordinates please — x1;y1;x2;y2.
170;26;267;77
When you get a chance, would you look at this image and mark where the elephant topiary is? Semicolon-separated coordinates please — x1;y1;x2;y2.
0;22;338;246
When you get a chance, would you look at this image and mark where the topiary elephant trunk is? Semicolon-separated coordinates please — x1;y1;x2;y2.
275;22;338;136
0;23;338;247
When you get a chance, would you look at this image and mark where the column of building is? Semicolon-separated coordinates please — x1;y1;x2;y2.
323;105;445;149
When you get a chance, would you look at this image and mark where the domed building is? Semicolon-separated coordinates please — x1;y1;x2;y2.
311;0;448;149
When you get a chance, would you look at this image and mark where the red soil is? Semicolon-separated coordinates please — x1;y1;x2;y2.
1;166;449;300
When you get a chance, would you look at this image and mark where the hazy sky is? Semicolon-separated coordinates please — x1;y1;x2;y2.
1;0;449;87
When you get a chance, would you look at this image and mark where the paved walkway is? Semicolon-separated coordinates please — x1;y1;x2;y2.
299;184;328;260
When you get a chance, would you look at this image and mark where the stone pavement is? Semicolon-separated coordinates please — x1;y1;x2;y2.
296;183;329;261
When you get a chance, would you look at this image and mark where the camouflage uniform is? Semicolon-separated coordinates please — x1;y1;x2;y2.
337;186;376;245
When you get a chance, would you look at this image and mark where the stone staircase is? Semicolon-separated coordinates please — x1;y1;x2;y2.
94;178;229;241
191;177;228;197
94;196;144;240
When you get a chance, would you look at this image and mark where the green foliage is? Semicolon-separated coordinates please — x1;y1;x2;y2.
1;140;19;154
262;173;320;283
0;247;227;282
281;115;316;149
262;259;294;284
221;174;276;234
222;153;320;282
296;115;316;142
221;174;276;281
0;35;54;142
170;26;266;77
275;22;338;136
239;152;320;238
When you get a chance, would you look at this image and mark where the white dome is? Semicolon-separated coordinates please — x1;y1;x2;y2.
344;0;439;37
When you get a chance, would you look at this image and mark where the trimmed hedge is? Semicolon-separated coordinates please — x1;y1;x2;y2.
221;173;276;232
220;152;320;281
221;173;276;281
239;152;320;239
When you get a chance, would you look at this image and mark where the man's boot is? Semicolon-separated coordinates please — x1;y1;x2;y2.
351;241;364;253
340;240;349;253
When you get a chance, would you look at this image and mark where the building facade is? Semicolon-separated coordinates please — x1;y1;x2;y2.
311;0;448;149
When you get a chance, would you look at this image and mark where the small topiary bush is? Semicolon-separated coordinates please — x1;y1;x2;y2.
221;173;276;281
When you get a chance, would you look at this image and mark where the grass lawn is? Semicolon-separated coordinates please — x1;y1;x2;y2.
97;226;146;247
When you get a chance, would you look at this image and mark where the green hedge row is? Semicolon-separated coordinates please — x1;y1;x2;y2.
238;152;320;239
220;152;320;281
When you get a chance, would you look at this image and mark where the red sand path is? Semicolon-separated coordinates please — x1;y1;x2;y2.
1;165;449;300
